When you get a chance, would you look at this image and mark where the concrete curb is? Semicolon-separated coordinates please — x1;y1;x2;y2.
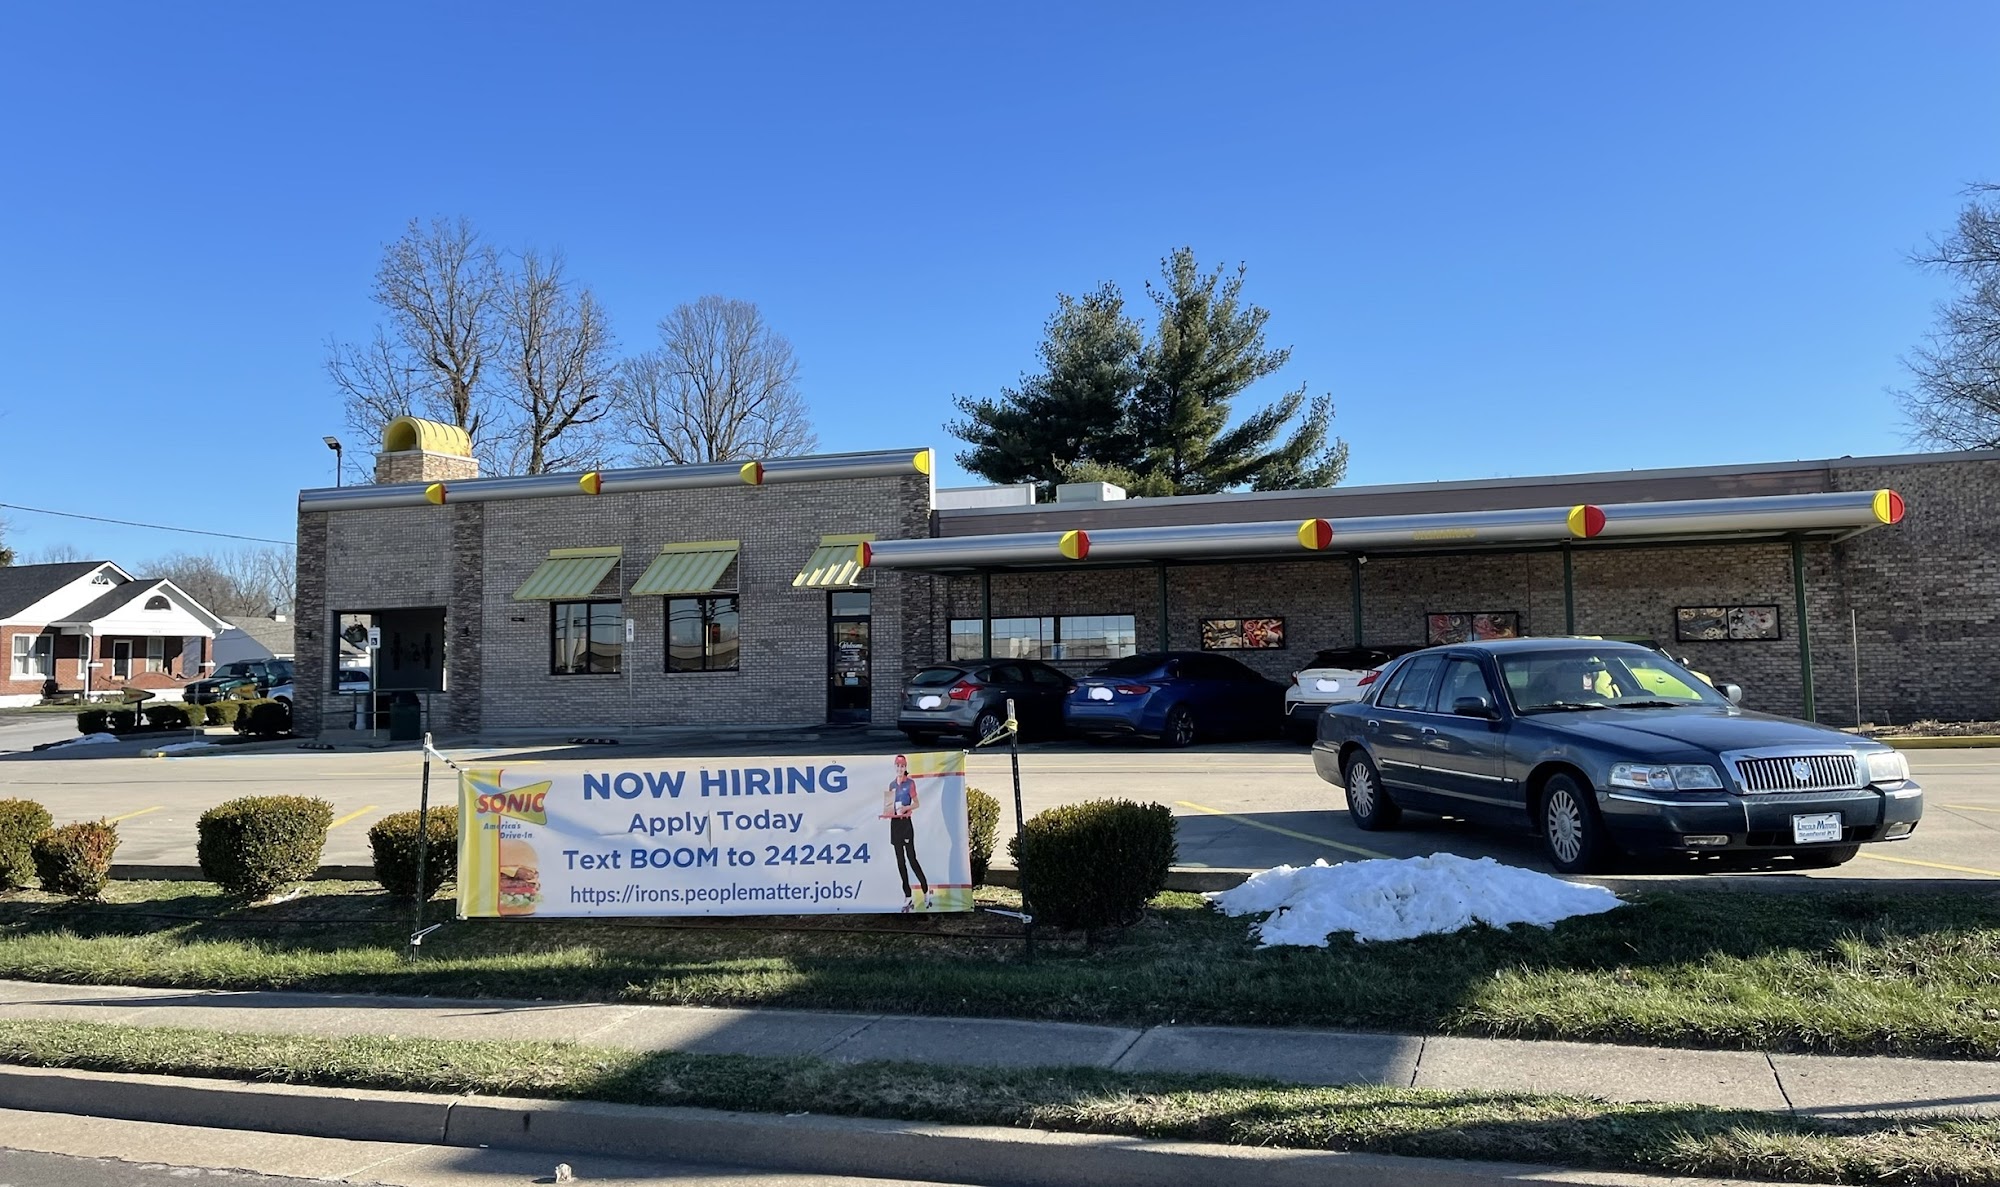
1879;735;2000;750
0;1064;1753;1187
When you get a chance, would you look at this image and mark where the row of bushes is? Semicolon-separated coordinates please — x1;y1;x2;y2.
2;781;1175;933
77;699;291;738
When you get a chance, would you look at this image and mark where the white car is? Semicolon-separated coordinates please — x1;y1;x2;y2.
1283;647;1419;741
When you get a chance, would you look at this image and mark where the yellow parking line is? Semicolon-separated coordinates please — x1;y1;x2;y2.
328;805;379;830
105;806;163;824
1943;804;2000;813
1175;800;1388;860
1858;852;2000;879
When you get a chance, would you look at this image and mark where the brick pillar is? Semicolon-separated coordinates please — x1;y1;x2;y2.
294;511;329;736
445;502;485;736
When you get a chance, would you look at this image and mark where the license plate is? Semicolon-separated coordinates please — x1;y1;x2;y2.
916;695;942;710
1792;812;1843;844
1314;678;1340;692
1087;686;1114;701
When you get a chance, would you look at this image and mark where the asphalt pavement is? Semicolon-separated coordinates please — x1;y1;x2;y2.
0;1107;968;1186
0;724;1994;882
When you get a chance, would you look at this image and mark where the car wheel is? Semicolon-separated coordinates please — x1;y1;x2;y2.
973;709;1006;744
1343;751;1400;831
1792;844;1860;869
1539;773;1610;874
1160;705;1197;748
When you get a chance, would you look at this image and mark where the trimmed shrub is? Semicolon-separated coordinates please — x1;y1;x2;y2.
966;787;1001;886
204;701;239;727
106;709;137;734
32;821;119;900
76;709;111;736
229;683;261;701
0;799;53;890
197;795;332;899
367;806;459;900
143;704;193;731
236;699;292;738
1009;799;1177;932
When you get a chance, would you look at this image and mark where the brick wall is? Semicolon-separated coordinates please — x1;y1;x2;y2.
375;450;480;484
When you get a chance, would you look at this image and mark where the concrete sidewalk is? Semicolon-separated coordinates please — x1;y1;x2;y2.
1;980;1995;1118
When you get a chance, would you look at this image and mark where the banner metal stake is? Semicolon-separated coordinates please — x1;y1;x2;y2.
410;731;435;959
1006;697;1034;961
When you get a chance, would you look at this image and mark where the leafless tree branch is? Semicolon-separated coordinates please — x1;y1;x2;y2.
496;249;619;475
616;296;818;464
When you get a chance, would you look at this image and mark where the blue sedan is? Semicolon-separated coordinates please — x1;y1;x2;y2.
1065;651;1285;746
1312;638;1923;873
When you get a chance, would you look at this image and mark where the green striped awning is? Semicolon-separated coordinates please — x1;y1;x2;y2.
512;547;622;601
793;534;873;589
632;541;739;596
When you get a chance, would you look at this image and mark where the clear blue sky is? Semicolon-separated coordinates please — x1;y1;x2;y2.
2;2;1993;564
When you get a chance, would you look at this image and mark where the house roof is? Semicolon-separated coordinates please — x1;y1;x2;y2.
50;578;232;634
57;582;158;624
0;562;104;618
228;618;295;657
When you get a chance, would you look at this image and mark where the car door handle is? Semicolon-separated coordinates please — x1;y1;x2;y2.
1420;727;1437;736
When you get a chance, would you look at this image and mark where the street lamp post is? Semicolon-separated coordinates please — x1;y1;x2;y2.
323;436;343;487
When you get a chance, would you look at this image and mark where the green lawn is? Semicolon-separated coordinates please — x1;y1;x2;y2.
1;880;1996;1058
1;1019;1995;1186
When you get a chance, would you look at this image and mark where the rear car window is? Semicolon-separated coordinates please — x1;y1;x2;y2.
1383;654;1445;711
1093;655;1164;678
910;667;965;687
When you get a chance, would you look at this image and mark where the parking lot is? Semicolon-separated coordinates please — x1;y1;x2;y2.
1;727;1995;882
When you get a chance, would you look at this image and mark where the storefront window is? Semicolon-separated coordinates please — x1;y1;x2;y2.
668;597;740;672
552;601;623;675
1055;615;1138;660
948;615;1137;662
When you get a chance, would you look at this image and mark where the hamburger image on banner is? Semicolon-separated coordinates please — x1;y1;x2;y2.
497;837;541;915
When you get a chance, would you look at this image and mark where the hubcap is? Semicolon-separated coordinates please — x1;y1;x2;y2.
1349;764;1376;816
978;715;1000;738
1547;789;1584;863
1174;714;1194;744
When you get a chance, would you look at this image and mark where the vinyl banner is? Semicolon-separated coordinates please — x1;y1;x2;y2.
456;752;971;918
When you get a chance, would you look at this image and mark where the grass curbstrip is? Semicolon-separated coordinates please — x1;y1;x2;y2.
0;1019;1996;1185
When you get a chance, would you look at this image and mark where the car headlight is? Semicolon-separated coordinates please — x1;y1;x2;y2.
1609;763;1724;791
1865;750;1910;785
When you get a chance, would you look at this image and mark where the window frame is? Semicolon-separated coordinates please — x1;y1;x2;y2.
12;634;55;681
145;636;166;674
1383;653;1446;711
666;595;741;674
550;599;624;676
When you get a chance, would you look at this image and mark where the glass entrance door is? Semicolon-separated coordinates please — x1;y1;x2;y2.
827;591;872;723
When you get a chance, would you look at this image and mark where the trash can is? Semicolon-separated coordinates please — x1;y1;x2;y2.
387;692;423;742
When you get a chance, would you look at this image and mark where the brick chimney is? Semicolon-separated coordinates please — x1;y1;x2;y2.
375;416;481;484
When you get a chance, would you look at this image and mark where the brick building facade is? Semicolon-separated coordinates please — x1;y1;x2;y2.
295;426;1999;736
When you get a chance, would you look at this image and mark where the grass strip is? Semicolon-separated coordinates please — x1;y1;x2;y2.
0;881;1997;1059
0;1019;1996;1186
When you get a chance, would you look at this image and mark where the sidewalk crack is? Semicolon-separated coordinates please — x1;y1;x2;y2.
1765;1052;1796;1114
574;1005;647;1043
1409;1036;1427;1089
816;1016;882;1057
1105;1027;1147;1071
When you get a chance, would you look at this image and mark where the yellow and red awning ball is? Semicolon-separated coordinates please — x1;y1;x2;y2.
578;472;602;496
1059;530;1090;560
1567;504;1606;538
424;483;448;505
739;461;765;486
1298;519;1335;550
1872;490;1905;524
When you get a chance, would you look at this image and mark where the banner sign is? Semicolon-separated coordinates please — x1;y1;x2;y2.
456;752;971;918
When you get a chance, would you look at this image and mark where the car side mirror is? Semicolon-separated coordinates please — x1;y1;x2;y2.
1721;683;1744;706
1453;695;1497;718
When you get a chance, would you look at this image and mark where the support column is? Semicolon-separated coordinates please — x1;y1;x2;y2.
1562;546;1576;635
1792;537;1815;721
979;571;992;658
1349;555;1364;645
1156;564;1170;652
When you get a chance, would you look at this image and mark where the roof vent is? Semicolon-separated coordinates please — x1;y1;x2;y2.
1055;481;1127;504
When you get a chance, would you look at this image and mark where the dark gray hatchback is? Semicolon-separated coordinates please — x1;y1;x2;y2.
1311;638;1923;873
898;659;1075;745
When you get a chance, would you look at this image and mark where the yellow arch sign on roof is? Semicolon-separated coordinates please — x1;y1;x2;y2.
383;416;473;457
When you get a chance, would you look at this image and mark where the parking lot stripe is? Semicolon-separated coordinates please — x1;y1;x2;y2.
104;807;163;824
327;805;378;830
1175;800;1389;860
1943;803;2000;813
1859;851;2000;878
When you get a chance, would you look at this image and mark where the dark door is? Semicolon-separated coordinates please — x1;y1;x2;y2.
1422;655;1517;819
828;591;872;723
1366;653;1445;802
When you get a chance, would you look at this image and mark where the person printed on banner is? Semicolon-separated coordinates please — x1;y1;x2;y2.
881;754;932;912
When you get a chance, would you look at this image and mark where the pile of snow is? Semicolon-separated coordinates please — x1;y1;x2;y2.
48;733;121;749
1207;853;1623;947
148;741;218;756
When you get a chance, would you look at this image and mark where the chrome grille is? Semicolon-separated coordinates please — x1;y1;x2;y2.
1734;753;1860;793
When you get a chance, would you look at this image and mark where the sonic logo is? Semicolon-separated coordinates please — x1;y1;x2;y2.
468;771;553;825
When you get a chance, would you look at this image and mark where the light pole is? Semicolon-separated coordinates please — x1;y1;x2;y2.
324;436;343;487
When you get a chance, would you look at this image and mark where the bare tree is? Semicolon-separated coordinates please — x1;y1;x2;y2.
326;217;506;467
147;548;296;619
618;296;818;464
24;543;87;564
497;250;619;474
1899;184;2000;450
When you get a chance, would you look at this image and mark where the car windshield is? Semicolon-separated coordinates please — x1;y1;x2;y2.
1499;649;1724;713
1092;655;1165;678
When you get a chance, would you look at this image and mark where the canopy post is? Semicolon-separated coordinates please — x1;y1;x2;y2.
1562;545;1576;635
1156;564;1170;652
980;571;992;658
1349;555;1364;646
1792;537;1816;720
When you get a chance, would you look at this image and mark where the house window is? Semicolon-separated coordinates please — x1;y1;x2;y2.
145;637;165;673
144;595;170;610
551;601;623;675
1055;615;1138;661
667;597;740;673
11;635;54;681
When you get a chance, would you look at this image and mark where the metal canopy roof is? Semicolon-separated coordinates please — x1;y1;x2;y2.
794;535;875;589
631;542;739;596
859;489;1904;574
512;548;622;601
